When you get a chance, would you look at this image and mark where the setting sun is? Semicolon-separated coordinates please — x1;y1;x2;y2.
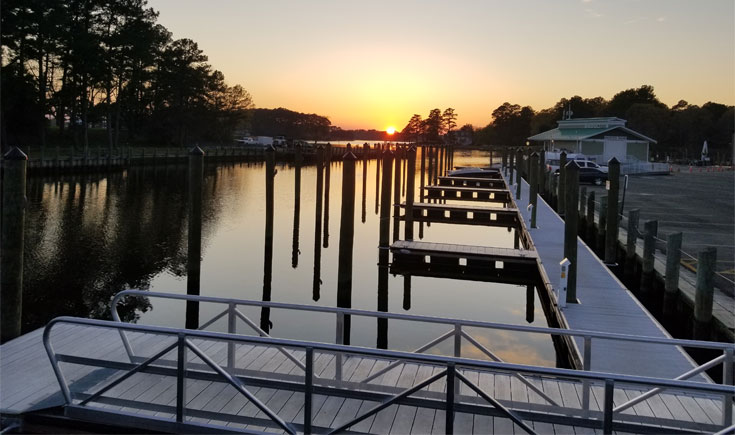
386;126;396;135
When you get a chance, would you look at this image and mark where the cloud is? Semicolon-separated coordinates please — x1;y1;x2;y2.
585;8;603;18
656;16;667;22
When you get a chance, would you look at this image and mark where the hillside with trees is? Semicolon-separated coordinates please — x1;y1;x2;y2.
476;85;734;161
1;0;253;153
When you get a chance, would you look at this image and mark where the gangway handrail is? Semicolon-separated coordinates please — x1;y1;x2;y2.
111;289;735;352
44;316;735;434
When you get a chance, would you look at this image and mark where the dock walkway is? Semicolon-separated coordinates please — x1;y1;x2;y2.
508;171;706;380
1;323;731;434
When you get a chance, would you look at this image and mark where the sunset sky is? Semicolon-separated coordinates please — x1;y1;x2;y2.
150;0;734;130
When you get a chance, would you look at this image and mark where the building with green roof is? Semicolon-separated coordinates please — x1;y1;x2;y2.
527;117;656;164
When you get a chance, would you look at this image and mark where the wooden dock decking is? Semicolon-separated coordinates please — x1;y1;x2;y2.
423;186;512;203
389;240;540;284
1;324;731;434
437;177;507;189
399;202;519;227
508;172;711;380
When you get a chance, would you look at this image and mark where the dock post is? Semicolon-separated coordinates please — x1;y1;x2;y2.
605;158;621;265
558;151;567;216
508;151;514;184
1;148;28;343
261;145;276;333
515;149;522;199
393;145;402;242
501;148;507;173
362;144;368;223
597;196;608;254
529;152;538;228
549;169;557;207
405;146;417;240
538;149;546;196
337;145;357;345
375;146;381;214
313;146;324;301
292;144;302;268
377;149;394;349
323;144;331;248
640;220;658;296
579;187;587;232
186;146;204;330
586;191;596;244
564;160;580;303
693;247;716;340
624;209;640;280
663;232;682;315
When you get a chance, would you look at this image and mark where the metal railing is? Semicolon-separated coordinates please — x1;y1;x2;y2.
112;290;734;423
45;315;735;434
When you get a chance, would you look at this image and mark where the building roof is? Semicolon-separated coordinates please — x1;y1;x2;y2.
528;117;657;143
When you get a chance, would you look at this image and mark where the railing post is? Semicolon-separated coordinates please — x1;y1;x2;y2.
582;336;592;415
227;303;236;370
304;347;314;434
176;334;187;423
721;347;735;427
446;363;456;435
335;312;344;382
603;379;614;434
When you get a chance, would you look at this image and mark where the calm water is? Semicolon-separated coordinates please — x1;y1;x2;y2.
22;149;560;366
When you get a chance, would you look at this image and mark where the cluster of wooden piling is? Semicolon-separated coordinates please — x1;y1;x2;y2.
497;146;727;341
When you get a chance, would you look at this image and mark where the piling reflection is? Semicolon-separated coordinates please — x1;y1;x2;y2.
261;148;275;333
186;148;204;329
377;150;394;349
323;144;331;248
292;146;302;268
313;146;324;301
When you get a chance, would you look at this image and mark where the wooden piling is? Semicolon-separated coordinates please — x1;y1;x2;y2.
693;247;717;339
261;145;276;333
362;144;368;223
624;209;640;280
393;147;402;242
558;151;567;216
186;146;205;330
579;187;587;230
663;232;683;315
313;146;324;301
377;149;394;348
586;191;596;244
640;220;658;295
405;146;417;240
323;144;331;248
564;160;580;303
597;196;608;253
337;145;357;345
1;148;28;343
292;144;302;268
515;149;522;199
529;152;539;228
605;158;620;264
538;150;546;197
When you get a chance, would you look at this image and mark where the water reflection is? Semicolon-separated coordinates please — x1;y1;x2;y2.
20;149;560;367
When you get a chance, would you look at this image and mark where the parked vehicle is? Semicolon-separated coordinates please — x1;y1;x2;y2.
554;165;608;185
546;152;607;174
235;136;273;147
273;136;287;146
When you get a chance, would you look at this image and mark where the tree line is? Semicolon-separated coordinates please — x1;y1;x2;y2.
399;108;472;143
1;0;253;154
475;85;734;161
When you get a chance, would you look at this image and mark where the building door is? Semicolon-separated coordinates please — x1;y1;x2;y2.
603;138;627;163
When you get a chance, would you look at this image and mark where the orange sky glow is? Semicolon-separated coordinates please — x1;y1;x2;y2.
151;0;734;130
